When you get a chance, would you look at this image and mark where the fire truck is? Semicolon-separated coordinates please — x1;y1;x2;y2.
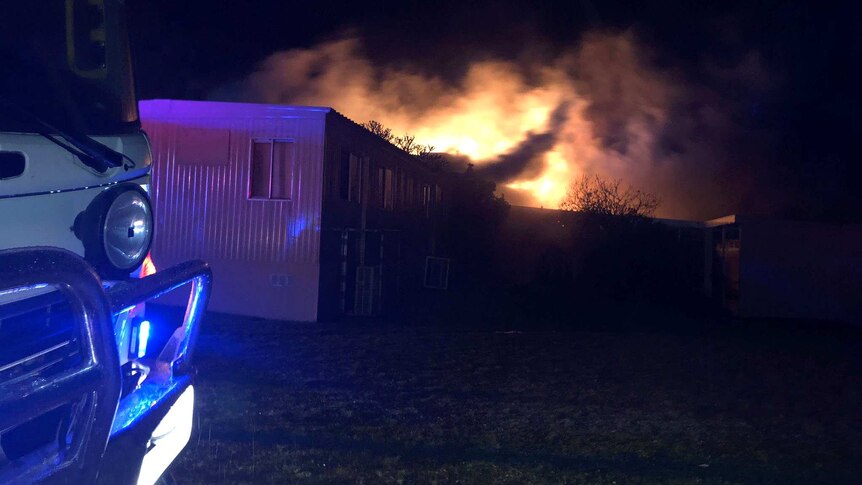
1;1;210;483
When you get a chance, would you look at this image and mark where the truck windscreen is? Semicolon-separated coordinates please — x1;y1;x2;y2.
0;0;139;135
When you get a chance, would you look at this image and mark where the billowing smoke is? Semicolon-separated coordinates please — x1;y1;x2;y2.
476;102;569;183
220;32;775;220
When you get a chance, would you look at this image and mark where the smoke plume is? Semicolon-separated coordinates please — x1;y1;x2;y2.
476;102;569;183
221;32;775;220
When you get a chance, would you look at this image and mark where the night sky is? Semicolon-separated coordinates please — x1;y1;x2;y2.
128;0;860;221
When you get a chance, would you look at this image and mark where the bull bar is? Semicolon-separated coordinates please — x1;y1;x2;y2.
0;247;211;484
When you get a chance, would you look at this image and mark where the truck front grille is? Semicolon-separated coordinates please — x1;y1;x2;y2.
0;291;84;386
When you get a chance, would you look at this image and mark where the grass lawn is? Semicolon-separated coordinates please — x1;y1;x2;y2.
162;310;862;484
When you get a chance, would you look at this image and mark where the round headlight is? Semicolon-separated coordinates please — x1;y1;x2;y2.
103;189;153;270
75;184;154;278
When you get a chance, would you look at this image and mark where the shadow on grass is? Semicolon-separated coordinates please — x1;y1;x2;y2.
205;426;847;484
148;302;862;484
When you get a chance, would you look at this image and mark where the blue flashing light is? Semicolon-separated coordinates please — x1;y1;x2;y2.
138;320;151;358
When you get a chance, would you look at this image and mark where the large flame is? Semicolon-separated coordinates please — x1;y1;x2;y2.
240;33;700;213
400;62;578;206
506;150;573;207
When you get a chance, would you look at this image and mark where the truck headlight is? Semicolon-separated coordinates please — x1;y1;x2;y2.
75;185;154;278
103;188;153;270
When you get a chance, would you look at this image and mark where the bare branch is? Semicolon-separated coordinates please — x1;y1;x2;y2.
362;120;393;142
560;174;659;218
363;120;447;171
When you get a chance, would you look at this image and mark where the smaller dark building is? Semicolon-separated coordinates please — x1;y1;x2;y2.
705;215;862;323
497;207;862;324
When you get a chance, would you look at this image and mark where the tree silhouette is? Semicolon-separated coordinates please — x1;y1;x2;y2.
362;120;445;170
362;120;393;142
560;174;659;218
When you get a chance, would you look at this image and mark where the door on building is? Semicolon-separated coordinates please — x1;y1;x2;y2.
711;225;741;314
319;230;403;318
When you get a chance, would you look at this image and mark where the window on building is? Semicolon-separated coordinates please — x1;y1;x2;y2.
250;139;294;200
375;167;394;210
384;168;394;210
398;170;406;209
422;184;432;218
338;149;350;200
376;167;385;208
250;141;272;198
271;142;293;199
406;176;415;207
348;154;362;203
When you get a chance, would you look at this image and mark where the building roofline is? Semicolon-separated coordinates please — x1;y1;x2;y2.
324;109;449;179
703;214;738;227
138;99;453;182
139;99;333;119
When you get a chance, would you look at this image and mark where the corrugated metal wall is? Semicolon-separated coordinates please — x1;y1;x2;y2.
140;100;326;321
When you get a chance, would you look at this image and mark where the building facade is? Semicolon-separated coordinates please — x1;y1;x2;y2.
140;100;448;322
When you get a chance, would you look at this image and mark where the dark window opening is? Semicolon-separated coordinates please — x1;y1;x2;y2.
249;140;294;200
422;184;432;218
406;176;415;206
250;141;272;198
424;257;450;289
375;167;395;210
338;149;350;200
348;154;362;203
384;168;394;210
398;171;406;209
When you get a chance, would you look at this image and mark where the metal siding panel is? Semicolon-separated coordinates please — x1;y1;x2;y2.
140;100;325;321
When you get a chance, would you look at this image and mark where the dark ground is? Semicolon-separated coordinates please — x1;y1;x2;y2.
158;307;862;484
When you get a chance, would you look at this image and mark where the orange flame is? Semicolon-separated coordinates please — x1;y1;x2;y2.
140;252;157;278
245;34;670;209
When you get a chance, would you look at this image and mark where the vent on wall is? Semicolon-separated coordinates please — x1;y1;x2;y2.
0;152;25;180
270;274;289;287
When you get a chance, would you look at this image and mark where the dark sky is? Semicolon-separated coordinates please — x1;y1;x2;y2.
128;0;861;221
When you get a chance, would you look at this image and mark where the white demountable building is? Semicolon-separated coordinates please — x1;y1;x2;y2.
140;99;449;322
